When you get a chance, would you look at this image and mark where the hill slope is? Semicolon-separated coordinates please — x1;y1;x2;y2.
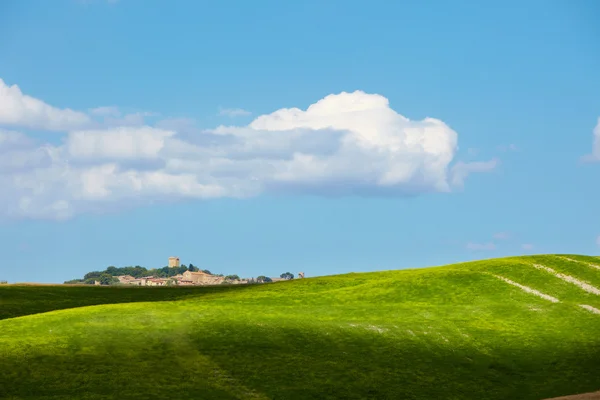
1;254;600;400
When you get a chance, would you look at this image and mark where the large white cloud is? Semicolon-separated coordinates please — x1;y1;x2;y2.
0;79;91;131
0;85;497;220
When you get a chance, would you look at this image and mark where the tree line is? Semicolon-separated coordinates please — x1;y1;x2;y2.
64;263;216;285
64;264;297;286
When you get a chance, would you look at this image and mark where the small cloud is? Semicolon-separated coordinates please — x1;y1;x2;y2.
497;144;519;152
0;78;91;131
18;243;30;252
521;243;534;250
466;242;496;251
90;107;158;127
581;118;600;163
493;232;510;240
156;118;197;131
450;158;499;188
218;107;251;118
89;106;121;117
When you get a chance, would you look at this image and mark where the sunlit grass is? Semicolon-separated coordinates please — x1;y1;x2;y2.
1;254;600;399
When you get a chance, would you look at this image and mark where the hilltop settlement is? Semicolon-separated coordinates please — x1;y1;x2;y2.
65;256;305;287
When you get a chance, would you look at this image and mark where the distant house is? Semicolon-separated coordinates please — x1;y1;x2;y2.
182;270;210;283
117;275;135;284
146;278;169;287
182;270;224;285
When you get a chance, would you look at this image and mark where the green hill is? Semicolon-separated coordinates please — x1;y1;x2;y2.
1;254;600;400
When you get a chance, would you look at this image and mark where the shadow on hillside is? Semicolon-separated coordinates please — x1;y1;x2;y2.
2;322;600;400
185;323;600;400
0;283;261;320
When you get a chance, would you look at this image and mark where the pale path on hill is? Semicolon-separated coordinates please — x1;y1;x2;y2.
492;275;560;303
555;256;600;272
579;305;600;315
544;391;600;399
532;264;600;296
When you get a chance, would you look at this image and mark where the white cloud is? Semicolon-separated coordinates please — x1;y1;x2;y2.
0;129;35;149
0;87;497;220
0;79;91;131
466;242;496;251
89;106;121;117
104;112;157;127
218;107;252;117
90;107;157;127
493;232;510;240
450;158;499;188
521;243;534;250
156;118;197;131
582;118;600;162
66;126;175;160
497;144;519;152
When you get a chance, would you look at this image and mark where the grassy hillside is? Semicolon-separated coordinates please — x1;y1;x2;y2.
1;254;600;400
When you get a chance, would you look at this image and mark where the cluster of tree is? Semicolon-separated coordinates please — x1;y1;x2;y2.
280;272;294;280
64;264;296;286
0;280;8;285
245;273;295;284
64;262;220;285
64;273;119;286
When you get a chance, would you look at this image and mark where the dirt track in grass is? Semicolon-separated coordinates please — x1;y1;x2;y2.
545;392;600;400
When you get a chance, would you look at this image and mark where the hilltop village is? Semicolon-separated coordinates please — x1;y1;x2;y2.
68;256;305;287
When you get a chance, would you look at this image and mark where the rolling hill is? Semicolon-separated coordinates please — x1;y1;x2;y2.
1;254;600;400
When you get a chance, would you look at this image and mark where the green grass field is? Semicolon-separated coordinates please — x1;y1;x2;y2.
2;254;600;400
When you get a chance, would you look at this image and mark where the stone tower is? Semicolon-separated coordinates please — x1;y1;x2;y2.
168;256;180;268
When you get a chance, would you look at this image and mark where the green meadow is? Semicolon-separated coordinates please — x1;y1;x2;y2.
2;254;600;400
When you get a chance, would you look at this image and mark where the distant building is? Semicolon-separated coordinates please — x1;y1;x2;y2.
117;275;135;284
168;256;180;268
298;272;305;279
182;270;225;285
146;278;168;287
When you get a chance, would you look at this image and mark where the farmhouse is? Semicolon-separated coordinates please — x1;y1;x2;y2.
182;270;224;285
146;278;169;286
117;275;136;284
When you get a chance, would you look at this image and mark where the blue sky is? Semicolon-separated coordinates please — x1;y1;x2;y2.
0;0;599;283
